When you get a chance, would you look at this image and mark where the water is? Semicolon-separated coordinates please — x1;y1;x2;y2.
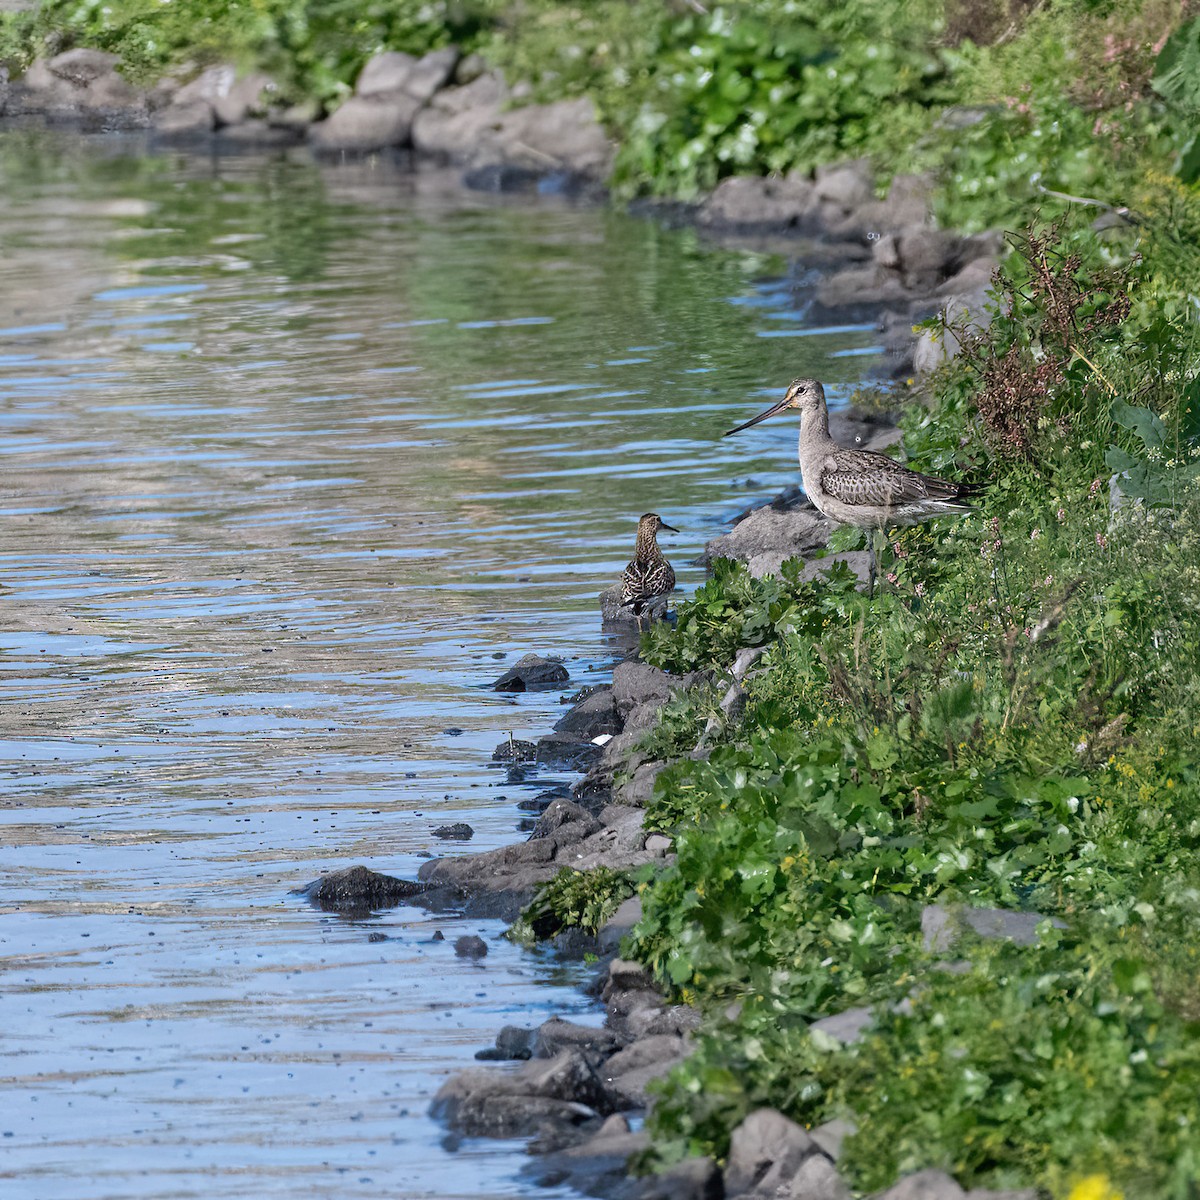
0;131;881;1200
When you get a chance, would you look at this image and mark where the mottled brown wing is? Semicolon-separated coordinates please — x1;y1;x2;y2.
621;557;675;607
820;450;966;507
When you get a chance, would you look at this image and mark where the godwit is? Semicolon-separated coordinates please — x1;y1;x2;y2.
724;378;975;594
620;513;678;623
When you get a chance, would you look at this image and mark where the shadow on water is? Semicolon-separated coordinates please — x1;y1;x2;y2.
0;131;881;1199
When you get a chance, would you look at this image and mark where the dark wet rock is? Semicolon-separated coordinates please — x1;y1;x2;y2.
921;903;1066;952
518;787;569;813
494;652;571;692
601;1034;690;1108
704;503;829;579
298;865;423;914
433;1048;617;1135
554;687;620;739
217;118;303;147
527;1122;651;1196
602;957;655;1001
476;1024;535;1061
640;1156;723;1200
463;161;545;193
810;1117;856;1162
432;822;474;841
454;934;488;958
873;1170;966;1200
367;931;389;943
725;1108;820;1197
492;737;537;762
536;732;603;769
531;799;603;844
533;1016;622;1062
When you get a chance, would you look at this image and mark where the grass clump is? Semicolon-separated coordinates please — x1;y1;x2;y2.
510;865;637;942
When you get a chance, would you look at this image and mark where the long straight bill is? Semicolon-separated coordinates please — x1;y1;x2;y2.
723;396;792;437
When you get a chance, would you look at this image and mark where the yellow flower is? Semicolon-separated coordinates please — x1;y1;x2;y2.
1066;1175;1124;1200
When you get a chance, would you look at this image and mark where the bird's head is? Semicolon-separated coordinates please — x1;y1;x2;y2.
724;378;826;436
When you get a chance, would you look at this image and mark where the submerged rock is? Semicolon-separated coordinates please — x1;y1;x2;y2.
432;822;475;841
454;934;488;958
298;865;423;914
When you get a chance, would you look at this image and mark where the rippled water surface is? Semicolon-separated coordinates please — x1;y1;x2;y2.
0;131;880;1200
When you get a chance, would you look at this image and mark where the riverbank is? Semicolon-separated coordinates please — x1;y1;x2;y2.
0;44;1000;381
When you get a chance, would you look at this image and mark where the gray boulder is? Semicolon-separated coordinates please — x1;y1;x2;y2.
809;1005;874;1046
921;903;1066;952
432;1049;617;1135
411;72;508;160
814;159;874;210
873;1169;966;1200
154;99;216;136
601;1033;690;1107
533;1016;621;1062
704;504;829;576
22;49;142;113
212;71;278;126
311;47;460;152
698;173;820;233
725;1107;819;1196
788;1154;852;1200
638;1156;723;1200
356;47;458;103
810;1117;856;1161
598;896;645;955
310;91;424;152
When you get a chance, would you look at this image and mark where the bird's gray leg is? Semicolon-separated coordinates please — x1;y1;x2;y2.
867;529;878;599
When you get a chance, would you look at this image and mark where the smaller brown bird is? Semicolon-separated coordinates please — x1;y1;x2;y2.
620;513;678;623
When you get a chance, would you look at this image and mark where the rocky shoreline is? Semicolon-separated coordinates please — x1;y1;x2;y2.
0;46;997;380
299;492;1043;1200
6;48;1019;1195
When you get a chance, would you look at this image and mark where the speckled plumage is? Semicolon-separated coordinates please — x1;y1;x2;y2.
621;513;677;616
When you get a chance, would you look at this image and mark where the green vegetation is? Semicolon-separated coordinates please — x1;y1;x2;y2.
510;865;638;942
10;0;1200;1192
613;205;1200;1197
2;1;1197;229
